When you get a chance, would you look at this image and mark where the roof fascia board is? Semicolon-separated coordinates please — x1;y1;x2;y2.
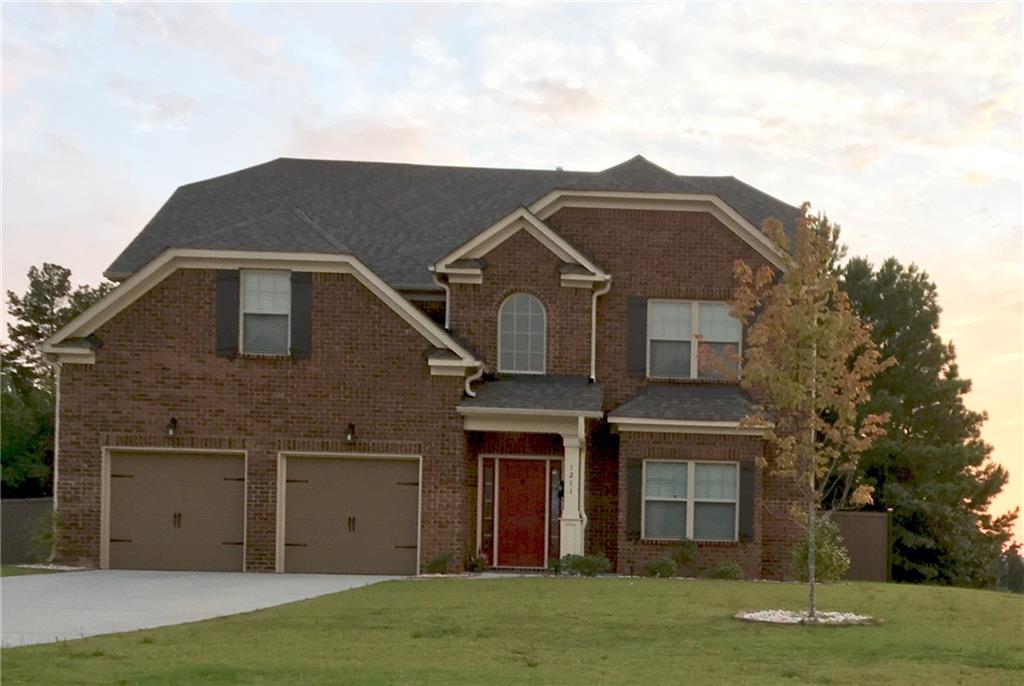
457;406;604;419
530;190;787;271
434;207;607;278
43;249;479;366
607;415;771;436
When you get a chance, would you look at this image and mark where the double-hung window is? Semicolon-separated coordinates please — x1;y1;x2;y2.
642;460;739;541
647;301;741;379
241;270;290;355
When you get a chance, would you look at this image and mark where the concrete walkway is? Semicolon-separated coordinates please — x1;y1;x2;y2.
1;570;396;647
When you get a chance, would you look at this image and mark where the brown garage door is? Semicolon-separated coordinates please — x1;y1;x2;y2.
284;457;418;574
109;452;245;571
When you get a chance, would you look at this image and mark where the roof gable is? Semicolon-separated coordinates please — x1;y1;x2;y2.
432;207;607;281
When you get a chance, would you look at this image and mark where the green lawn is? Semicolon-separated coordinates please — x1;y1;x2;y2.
0;564;59;577
2;578;1022;685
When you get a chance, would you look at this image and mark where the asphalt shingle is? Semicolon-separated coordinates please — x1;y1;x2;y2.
608;384;758;423
107;155;801;287
459;375;604;414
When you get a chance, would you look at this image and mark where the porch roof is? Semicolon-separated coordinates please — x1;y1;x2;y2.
460;374;604;415
608;384;757;423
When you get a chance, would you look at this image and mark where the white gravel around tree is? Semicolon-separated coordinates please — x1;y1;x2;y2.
735;609;878;625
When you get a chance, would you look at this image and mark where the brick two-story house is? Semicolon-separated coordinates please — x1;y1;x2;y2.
43;155;803;578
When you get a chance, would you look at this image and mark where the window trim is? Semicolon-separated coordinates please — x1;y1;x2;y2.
645;299;742;380
239;269;291;356
496;293;547;375
641;459;740;542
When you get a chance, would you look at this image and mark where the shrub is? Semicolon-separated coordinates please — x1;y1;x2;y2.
26;510;62;564
703;560;745;580
670;540;701;576
560;553;612;577
792;517;850;582
547;557;563;576
424;553;452;574
464;554;488;573
642;558;676;578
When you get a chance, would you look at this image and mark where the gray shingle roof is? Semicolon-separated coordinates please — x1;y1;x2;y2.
459;375;604;414
609;384;758;423
107;155;800;287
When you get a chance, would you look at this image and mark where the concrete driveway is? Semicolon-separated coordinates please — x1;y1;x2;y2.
1;570;397;647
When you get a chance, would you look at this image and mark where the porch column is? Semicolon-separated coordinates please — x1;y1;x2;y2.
559;435;584;557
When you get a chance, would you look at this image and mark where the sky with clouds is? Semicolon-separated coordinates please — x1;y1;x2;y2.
2;2;1021;530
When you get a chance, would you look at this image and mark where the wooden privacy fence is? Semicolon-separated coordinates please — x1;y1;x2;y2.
832;509;892;582
1;497;53;564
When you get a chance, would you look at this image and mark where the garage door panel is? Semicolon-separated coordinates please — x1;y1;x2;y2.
111;542;242;572
109;452;244;572
284;457;419;575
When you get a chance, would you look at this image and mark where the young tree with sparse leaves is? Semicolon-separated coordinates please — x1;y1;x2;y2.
725;204;891;619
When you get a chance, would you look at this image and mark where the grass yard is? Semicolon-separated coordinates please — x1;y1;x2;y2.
0;565;59;577
2;578;1022;685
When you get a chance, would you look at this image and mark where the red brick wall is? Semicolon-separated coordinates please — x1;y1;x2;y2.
57;268;468;571
448;229;591;375
546;207;773;408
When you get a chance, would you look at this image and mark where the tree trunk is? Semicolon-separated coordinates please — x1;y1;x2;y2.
807;336;818;620
807;467;817;619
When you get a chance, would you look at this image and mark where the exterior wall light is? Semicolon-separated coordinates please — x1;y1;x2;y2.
345;423;356;442
166;417;178;437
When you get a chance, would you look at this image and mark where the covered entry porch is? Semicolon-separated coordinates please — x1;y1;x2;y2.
459;375;603;569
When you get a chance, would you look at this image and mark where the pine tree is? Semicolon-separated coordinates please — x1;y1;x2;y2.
840;257;1017;587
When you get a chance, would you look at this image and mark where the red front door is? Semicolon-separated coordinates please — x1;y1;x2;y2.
497;459;547;567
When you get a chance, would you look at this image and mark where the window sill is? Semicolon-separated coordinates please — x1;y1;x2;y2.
238;352;293;360
639;538;741;547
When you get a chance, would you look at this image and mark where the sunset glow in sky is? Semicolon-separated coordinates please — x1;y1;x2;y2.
3;3;1021;532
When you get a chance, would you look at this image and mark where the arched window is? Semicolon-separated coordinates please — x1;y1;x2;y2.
498;293;546;373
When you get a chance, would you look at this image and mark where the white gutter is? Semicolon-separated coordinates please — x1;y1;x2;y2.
590;277;612;381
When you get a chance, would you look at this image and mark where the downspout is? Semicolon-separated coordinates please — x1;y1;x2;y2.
431;270;452;331
578;415;588;538
464;362;484;398
590;277;612;382
52;361;61;512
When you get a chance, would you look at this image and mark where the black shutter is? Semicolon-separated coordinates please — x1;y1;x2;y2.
739;460;755;542
627;296;647;377
290;272;312;358
626;459;643;540
215;270;240;357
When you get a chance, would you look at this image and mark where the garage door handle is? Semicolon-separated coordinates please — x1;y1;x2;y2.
347;516;356;532
394;545;416;549
172;512;182;528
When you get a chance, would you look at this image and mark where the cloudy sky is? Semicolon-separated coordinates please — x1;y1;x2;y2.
3;2;1021;529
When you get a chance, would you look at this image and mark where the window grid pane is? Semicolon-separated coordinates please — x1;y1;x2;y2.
698;303;741;343
243;314;289;355
649;301;691;341
242;271;290;314
650;340;691;378
694;502;736;540
644;501;686;539
695;463;737;500
498;294;545;372
645;462;687;499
